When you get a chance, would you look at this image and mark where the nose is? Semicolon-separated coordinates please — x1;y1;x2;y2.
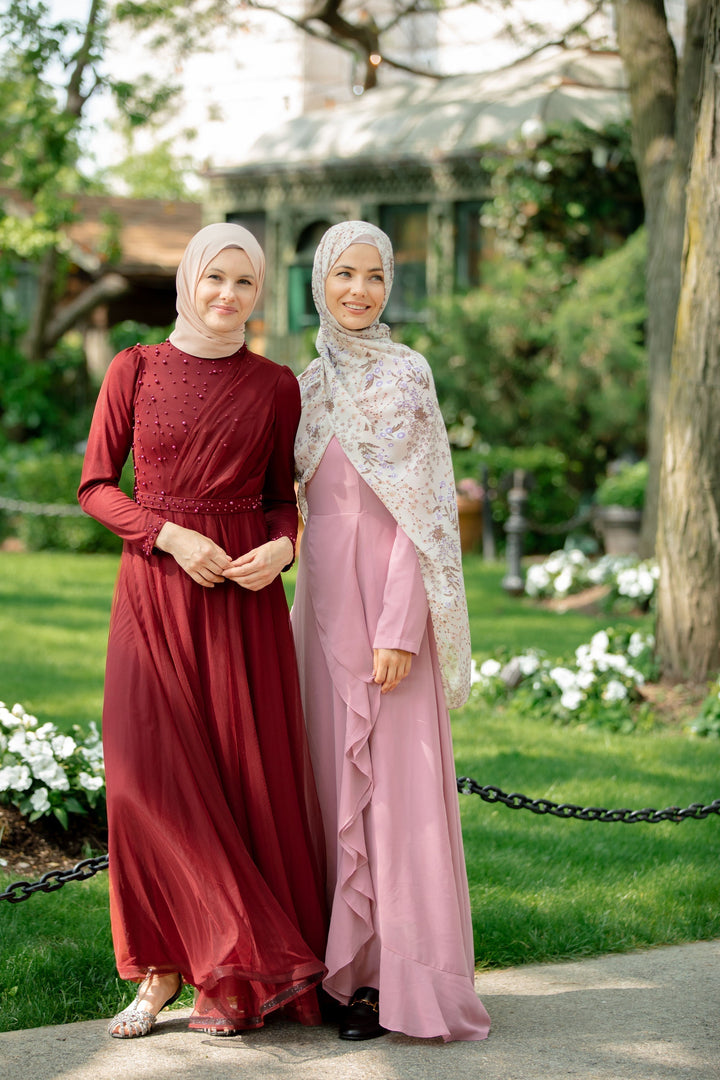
349;277;366;295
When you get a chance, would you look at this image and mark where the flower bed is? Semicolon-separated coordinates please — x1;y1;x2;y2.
471;627;658;733
0;701;105;830
525;548;658;612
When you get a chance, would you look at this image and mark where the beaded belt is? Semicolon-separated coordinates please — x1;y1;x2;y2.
137;492;262;514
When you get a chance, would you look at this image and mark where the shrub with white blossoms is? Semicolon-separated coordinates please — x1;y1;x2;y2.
525;549;659;612
0;701;105;828
472;627;657;733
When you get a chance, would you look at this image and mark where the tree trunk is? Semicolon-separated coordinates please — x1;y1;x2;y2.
656;0;720;682
21;246;59;364
615;0;707;557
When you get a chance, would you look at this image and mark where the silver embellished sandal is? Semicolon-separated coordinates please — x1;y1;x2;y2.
108;973;183;1039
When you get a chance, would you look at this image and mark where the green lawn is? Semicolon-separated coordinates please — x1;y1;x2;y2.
1;550;719;1031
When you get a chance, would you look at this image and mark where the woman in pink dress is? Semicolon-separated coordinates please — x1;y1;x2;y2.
292;221;490;1042
78;223;326;1039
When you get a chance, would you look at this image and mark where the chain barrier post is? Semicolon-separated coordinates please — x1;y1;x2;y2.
502;469;528;595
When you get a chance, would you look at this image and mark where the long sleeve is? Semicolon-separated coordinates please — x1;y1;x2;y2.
263;366;302;562
373;524;429;654
77;347;167;556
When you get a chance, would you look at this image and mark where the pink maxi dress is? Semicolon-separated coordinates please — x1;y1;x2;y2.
291;436;490;1042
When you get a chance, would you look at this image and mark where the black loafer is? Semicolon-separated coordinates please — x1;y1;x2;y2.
338;986;389;1041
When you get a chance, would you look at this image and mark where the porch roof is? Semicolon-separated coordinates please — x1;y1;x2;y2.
211;49;628;178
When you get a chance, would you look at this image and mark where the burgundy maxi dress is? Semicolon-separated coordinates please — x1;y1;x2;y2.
78;340;327;1029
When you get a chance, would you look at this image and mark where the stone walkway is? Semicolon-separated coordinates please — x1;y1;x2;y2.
1;939;718;1080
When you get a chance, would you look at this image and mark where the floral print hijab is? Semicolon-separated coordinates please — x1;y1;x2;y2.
294;220;471;708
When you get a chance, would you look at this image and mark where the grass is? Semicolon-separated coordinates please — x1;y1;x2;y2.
1;550;719;1032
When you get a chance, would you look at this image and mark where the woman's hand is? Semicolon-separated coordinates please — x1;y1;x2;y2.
373;648;413;694
223;537;294;591
155;522;231;587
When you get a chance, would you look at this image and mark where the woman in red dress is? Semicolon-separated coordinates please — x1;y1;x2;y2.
78;223;326;1039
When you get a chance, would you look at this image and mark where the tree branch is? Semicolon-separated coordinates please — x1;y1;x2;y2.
43;273;130;352
64;0;104;117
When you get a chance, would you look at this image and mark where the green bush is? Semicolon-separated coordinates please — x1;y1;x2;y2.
595;460;648;510
0;445;131;552
404;229;648;506
453;442;585;554
551;229;648;470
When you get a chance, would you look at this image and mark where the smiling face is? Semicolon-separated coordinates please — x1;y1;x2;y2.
194;247;258;334
324;243;386;330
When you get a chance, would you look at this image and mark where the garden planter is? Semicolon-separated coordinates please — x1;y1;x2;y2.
456;495;483;553
594;505;642;556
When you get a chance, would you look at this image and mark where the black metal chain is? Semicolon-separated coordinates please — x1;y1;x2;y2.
0;853;109;905
457;777;720;823
3;779;720;904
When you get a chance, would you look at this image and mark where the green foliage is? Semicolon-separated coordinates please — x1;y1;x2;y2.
481;122;643;263
690;683;720;739
0;445;131;552
453;442;583;554
109;319;174;354
552;229;648;467
595;459;648;509
406;224;648;543
0;333;94;446
101;139;200;200
407;254;562;441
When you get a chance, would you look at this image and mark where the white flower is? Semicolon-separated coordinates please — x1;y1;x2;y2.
0;764;32;791
32;760;69;791
480;659;502;678
51;734;77;759
603;679;628;702
517;653;541;676
525;565;551;595
544;551;567;574
550;666;578;692
29;787;51;814
561;688;584;710
7;730;28;755
627;632;646;658
80;743;105;768
589;630;610;655
576;669;596;690
78;772;104;792
554;568;574;595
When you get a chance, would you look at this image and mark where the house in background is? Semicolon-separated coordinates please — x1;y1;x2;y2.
203;49;633;367
1;189;202;379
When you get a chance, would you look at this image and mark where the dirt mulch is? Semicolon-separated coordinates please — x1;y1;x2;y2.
0;804;107;881
541;584;613;614
637;679;707;729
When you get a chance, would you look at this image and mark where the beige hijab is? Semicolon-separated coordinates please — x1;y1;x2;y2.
168;222;265;359
294;220;471;708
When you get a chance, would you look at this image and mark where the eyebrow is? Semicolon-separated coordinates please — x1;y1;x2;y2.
335;263;384;273
207;264;255;279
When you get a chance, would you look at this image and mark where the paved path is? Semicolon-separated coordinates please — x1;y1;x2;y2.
1;940;718;1080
